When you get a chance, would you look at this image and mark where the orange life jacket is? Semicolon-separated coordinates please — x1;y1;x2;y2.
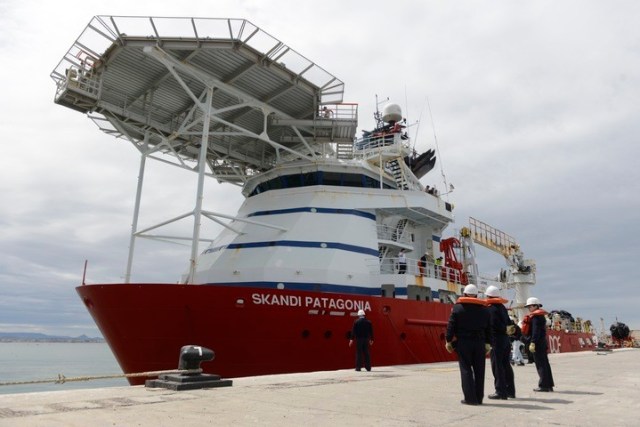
521;309;548;336
457;296;489;306
485;297;509;305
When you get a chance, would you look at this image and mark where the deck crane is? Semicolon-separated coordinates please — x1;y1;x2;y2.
460;217;536;321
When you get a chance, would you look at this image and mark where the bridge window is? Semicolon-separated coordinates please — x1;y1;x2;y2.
322;172;342;186
249;171;389;196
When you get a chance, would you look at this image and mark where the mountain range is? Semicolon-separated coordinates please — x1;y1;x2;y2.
0;332;104;343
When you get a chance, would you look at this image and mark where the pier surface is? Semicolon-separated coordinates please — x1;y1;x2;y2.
1;348;637;426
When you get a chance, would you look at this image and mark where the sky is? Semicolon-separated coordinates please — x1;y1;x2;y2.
1;0;639;338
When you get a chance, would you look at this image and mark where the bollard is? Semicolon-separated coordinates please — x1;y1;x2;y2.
178;345;215;371
146;345;232;390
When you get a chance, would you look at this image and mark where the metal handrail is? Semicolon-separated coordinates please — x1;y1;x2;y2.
379;257;465;285
376;225;412;246
51;16;345;103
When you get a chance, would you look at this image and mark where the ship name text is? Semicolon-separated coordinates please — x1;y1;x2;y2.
251;293;372;311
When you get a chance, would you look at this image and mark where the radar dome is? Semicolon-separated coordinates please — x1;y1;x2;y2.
382;103;402;123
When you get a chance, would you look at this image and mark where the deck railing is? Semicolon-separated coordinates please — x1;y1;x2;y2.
376;225;413;246
378;257;465;285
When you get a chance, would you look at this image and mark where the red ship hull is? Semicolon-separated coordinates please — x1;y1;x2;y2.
77;284;596;385
547;329;597;353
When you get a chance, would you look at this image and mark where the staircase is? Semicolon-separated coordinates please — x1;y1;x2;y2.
393;219;409;243
387;158;409;189
379;246;390;261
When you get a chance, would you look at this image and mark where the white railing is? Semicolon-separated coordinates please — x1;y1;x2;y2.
354;132;409;152
56;68;101;101
51;16;345;104
378;257;465;285
376;225;412;246
316;103;358;121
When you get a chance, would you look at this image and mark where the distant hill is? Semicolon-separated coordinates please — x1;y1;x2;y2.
0;332;104;343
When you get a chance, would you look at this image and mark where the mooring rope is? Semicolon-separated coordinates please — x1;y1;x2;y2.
0;368;202;387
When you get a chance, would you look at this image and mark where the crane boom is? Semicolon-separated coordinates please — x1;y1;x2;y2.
467;217;518;259
461;217;537;321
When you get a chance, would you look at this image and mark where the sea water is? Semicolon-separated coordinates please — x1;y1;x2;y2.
0;342;128;395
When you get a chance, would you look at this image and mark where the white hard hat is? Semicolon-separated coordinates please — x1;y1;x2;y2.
525;297;542;307
463;284;478;296
485;286;500;297
357;309;365;317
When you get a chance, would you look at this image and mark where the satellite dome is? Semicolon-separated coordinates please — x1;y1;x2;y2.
382;103;402;123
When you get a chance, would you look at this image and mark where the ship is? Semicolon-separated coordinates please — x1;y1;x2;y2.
51;16;598;385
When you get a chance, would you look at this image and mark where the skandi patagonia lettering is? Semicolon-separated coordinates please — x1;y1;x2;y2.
251;293;371;311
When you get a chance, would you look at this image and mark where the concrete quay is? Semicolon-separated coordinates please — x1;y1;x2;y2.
0;348;637;426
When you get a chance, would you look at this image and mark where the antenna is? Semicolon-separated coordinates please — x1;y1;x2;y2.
412;96;428;153
404;85;410;132
404;85;409;122
426;96;451;200
404;86;419;155
374;94;389;129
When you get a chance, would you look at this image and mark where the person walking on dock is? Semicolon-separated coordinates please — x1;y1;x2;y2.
349;309;374;371
445;284;492;405
523;297;555;392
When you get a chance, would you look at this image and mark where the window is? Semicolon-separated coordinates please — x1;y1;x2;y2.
248;171;388;196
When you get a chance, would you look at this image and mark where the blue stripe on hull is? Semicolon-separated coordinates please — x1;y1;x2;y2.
204;240;379;256
248;207;376;221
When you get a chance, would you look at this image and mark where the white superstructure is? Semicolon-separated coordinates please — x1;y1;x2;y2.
51;16;462;300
